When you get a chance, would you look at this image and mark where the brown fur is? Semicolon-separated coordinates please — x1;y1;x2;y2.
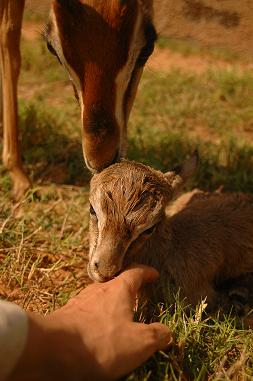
0;0;31;200
53;0;139;170
88;158;253;310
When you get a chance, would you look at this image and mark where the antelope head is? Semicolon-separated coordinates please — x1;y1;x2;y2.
88;153;198;282
44;0;157;172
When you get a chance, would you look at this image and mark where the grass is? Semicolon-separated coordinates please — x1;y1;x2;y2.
0;186;90;313
0;8;253;380
156;36;252;64
127;300;253;380
129;68;253;193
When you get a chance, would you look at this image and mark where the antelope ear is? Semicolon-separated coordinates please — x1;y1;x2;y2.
165;150;199;195
54;0;80;13
139;0;154;18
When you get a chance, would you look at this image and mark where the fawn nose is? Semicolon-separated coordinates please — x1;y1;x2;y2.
94;261;99;269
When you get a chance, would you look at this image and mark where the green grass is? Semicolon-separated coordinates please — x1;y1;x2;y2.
23;1;50;22
131;69;253;140
129;68;253;193
18;100;89;186
0;15;253;381
156;36;251;64
128;300;253;380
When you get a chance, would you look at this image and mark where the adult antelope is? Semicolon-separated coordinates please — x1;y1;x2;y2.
0;0;157;200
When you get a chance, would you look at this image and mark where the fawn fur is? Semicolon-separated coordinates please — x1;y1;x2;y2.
88;154;253;310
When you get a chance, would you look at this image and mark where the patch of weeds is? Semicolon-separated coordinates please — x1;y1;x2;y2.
127;300;253;380
128;130;253;193
0;167;12;194
156;37;248;63
23;6;49;23
132;69;253;139
157;36;205;57
21;38;66;82
18;101;90;186
128;68;253;193
0;186;90;313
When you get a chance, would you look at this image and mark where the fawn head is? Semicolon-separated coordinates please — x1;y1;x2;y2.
88;152;198;281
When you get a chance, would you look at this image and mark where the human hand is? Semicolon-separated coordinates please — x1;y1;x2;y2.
10;265;172;381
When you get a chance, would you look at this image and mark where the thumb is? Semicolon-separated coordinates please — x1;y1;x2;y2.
145;322;173;351
108;322;172;380
130;322;172;365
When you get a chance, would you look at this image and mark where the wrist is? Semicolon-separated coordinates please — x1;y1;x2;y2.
9;312;79;381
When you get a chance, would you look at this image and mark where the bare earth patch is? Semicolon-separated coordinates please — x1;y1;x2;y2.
147;46;253;74
21;20;44;41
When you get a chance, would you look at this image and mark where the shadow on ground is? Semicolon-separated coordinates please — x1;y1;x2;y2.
7;101;252;194
128;132;253;194
18;102;91;186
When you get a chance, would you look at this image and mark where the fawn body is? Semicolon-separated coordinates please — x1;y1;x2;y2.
88;156;253;309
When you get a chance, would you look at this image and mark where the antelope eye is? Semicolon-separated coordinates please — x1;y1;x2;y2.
89;204;97;217
46;41;57;56
46;42;62;64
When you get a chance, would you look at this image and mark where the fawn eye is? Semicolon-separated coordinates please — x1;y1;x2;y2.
144;225;156;236
89;204;97;217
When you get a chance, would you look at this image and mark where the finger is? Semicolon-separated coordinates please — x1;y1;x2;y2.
114;322;172;378
113;265;159;296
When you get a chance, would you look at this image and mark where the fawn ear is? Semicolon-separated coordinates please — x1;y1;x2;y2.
164;150;199;195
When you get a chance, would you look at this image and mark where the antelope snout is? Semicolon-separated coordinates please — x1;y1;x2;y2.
82;105;121;173
85;148;120;173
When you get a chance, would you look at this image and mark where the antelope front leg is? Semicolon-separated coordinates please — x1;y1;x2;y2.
0;70;2;131
0;0;31;200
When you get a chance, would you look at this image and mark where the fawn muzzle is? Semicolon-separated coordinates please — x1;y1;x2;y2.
88;242;126;282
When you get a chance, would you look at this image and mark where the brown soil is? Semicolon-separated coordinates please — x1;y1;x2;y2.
22;20;44;41
146;46;253;74
24;0;51;17
154;0;253;59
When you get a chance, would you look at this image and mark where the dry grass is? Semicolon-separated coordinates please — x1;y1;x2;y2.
0;186;91;314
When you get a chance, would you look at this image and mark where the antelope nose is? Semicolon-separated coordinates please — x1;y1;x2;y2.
82;104;120;172
112;149;120;164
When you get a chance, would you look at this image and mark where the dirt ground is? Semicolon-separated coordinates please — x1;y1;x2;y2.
154;0;253;58
147;47;253;74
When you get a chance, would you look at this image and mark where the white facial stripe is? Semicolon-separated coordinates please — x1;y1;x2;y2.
50;11;84;118
91;189;107;249
51;7;146;164
114;5;145;155
91;187;160;255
